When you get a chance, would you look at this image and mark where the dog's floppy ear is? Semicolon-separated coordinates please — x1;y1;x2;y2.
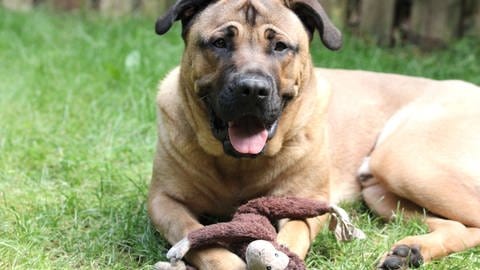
155;0;215;37
288;0;342;50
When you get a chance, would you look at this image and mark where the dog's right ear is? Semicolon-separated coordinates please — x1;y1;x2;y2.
155;0;215;37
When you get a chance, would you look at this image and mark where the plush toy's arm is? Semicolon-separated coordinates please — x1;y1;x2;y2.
167;216;276;262
235;196;331;220
188;218;276;248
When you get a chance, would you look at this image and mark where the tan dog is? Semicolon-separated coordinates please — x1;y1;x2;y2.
148;0;480;269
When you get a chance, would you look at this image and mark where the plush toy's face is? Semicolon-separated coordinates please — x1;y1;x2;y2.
246;240;290;270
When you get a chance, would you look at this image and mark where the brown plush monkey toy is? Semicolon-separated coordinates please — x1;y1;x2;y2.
154;196;365;270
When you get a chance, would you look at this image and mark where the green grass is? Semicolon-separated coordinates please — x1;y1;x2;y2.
0;7;479;270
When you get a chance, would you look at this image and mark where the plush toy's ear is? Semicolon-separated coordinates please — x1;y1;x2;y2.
287;0;342;50
155;0;215;37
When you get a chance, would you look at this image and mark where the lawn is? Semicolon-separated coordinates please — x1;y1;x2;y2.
1;6;479;270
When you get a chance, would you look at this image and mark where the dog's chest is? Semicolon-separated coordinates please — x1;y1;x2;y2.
204;158;287;204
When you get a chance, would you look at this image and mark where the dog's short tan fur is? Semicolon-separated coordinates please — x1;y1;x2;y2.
148;0;480;268
360;81;480;265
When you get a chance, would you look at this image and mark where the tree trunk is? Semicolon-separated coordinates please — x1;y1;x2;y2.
141;0;176;17
49;0;87;10
359;0;396;46
318;0;348;29
409;0;462;48
99;0;135;16
2;0;34;11
474;1;480;37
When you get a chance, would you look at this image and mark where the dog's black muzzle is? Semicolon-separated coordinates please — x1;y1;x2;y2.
216;73;280;122
203;72;284;158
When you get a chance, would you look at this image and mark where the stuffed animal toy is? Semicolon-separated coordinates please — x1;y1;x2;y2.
154;196;365;270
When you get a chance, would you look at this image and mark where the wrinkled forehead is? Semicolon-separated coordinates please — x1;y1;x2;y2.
189;0;306;39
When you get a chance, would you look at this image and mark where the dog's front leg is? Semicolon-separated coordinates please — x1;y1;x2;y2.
148;193;246;270
276;215;330;259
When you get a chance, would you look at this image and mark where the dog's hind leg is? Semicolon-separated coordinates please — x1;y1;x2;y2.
362;141;480;267
362;179;480;269
360;88;480;268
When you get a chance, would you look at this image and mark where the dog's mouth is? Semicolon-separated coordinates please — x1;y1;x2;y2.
228;116;275;155
208;109;279;158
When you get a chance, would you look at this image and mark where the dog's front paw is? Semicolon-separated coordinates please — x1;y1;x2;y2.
188;246;247;270
167;238;192;263
378;245;423;269
153;260;187;270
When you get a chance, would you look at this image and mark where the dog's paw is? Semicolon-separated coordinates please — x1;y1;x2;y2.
153;260;187;270
167;238;191;263
377;245;423;269
188;246;247;270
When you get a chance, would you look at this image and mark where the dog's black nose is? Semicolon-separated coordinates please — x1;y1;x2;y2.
214;73;280;123
235;75;272;102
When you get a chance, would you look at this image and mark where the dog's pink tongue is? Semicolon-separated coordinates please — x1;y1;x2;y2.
228;117;268;155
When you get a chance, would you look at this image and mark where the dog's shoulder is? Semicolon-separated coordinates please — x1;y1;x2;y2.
156;66;182;116
155;66;195;143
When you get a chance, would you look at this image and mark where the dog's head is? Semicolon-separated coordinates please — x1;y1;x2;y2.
156;0;341;158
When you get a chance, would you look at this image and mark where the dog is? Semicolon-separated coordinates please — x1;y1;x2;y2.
148;0;480;269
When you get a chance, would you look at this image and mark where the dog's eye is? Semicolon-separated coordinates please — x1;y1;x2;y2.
266;266;272;270
273;41;288;52
212;38;227;49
